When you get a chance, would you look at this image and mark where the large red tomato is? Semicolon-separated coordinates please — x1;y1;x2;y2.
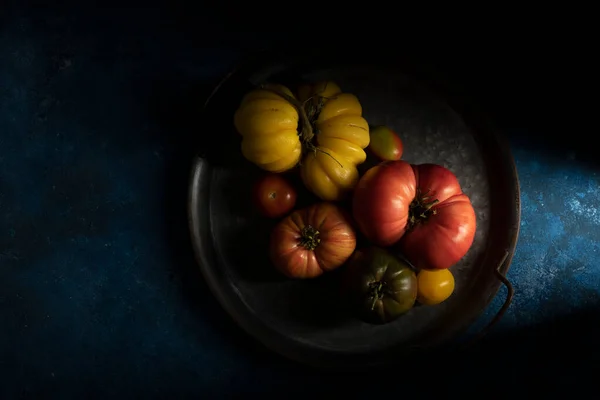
352;161;476;270
352;161;417;246
270;202;357;279
400;163;476;270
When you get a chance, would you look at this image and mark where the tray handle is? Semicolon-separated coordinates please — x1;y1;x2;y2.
463;250;515;346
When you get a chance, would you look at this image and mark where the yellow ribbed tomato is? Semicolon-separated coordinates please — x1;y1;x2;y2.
233;85;302;173
300;83;370;201
234;81;370;201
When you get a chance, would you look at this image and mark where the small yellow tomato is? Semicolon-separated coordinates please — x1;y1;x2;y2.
417;268;455;305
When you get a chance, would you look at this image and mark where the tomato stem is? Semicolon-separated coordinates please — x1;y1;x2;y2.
368;281;386;310
260;85;314;143
260;84;344;169
299;225;321;251
407;189;439;231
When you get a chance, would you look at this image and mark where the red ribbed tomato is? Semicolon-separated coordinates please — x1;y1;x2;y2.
270;202;357;279
352;161;476;270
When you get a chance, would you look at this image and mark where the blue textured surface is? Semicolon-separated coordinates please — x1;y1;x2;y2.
1;5;599;398
486;147;600;327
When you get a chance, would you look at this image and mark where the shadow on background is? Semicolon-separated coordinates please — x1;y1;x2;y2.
148;3;596;166
234;305;600;397
177;304;600;396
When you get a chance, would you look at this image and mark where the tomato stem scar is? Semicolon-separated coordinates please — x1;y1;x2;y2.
368;281;386;310
407;189;440;231
260;84;343;169
299;225;321;250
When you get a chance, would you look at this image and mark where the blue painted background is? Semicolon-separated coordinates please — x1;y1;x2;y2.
1;4;598;398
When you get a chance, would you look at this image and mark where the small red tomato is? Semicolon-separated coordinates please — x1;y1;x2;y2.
369;126;403;161
253;174;297;218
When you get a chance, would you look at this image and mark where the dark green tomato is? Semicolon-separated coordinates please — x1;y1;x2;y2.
345;247;417;324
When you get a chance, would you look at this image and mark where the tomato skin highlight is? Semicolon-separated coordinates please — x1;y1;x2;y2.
253;174;297;218
270;202;357;279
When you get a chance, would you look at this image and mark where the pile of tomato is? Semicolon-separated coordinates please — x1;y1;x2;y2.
234;81;476;324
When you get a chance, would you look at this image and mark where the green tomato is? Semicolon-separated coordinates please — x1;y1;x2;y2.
368;126;404;161
344;247;417;324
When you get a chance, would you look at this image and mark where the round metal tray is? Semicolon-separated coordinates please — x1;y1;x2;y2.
188;50;520;369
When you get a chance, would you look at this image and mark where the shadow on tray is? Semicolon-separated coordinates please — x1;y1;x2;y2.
144;69;349;352
142;77;268;356
413;44;596;170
